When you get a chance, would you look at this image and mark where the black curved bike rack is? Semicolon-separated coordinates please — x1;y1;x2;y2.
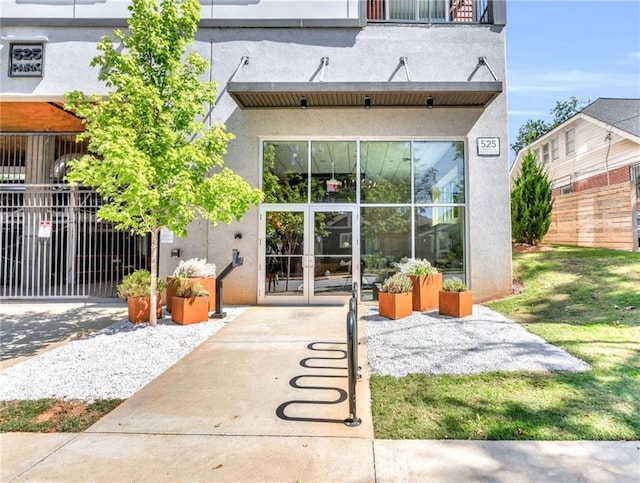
275;282;362;427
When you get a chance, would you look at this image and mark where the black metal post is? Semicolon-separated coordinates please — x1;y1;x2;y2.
210;249;244;319
344;310;361;427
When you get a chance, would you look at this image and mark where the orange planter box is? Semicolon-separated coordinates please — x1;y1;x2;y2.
378;292;413;320
409;273;442;311
166;277;216;313
127;296;162;324
171;296;209;325
438;290;473;318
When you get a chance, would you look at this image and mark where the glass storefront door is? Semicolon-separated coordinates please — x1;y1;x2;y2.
259;205;357;304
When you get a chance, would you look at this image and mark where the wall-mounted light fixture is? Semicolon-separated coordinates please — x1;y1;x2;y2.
300;96;308;109
426;96;434;109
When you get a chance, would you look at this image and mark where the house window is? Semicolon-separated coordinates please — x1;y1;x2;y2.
551;138;559;160
542;143;550;164
533;148;540;162
565;129;575;154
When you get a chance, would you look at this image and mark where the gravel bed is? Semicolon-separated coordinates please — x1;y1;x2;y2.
1;304;591;402
365;305;591;377
0;307;247;402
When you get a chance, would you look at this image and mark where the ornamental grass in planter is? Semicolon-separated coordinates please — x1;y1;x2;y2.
166;258;216;313
438;277;472;318
117;269;166;324
378;273;413;320
171;279;210;325
395;258;442;311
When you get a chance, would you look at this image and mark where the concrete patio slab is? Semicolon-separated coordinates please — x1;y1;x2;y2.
86;306;373;439
0;301;127;370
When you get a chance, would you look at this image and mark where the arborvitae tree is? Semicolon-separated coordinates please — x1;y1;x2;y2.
511;149;553;245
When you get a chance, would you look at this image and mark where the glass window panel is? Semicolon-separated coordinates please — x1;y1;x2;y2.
262;141;309;203
310;141;357;203
360;206;411;300
415;206;465;281
265;210;305;295
419;0;447;21
360;141;411;204
565;129;575;154
389;0;416;20
313;210;353;296
413;141;465;204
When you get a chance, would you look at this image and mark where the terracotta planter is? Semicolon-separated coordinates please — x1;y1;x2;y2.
378;291;413;320
438;290;473;318
165;277;176;313
127;295;163;324
171;295;209;325
166;277;216;313
409;273;442;311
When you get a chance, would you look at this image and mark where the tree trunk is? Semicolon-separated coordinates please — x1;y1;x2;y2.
149;228;159;327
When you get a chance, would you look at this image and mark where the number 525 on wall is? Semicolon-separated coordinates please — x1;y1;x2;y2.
476;137;500;156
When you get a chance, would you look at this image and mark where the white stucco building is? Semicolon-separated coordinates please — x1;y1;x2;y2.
1;0;512;304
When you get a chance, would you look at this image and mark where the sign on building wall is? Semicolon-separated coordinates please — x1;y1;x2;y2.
476;137;500;156
9;43;44;77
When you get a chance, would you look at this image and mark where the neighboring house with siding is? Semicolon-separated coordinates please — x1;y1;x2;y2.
1;0;512;304
510;98;640;251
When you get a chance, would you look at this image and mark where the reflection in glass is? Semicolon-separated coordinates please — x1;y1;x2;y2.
265;210;304;296
314;211;353;296
310;141;357;203
415;207;465;280
413;141;464;204
360;141;411;204
360;206;411;301
262;141;309;203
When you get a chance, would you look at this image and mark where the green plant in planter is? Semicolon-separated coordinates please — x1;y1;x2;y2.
394;258;441;311
117;269;166;323
171;278;210;325
174;279;210;298
441;277;468;292
117;270;166;299
394;258;438;276
379;273;413;293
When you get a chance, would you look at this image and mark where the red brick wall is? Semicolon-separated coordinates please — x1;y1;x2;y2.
572;166;630;192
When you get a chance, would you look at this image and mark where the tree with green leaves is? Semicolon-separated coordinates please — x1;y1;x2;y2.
511;149;553;246
510;119;551;155
511;97;588;155
64;0;263;326
550;96;588;127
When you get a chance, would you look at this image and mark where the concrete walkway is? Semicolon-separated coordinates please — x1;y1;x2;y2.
2;306;639;482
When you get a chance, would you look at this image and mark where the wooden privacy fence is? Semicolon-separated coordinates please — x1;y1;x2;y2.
544;183;635;250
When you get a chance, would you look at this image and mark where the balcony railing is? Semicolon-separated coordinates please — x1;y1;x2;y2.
367;0;492;23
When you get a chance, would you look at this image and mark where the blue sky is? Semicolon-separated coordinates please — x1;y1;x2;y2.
506;0;640;161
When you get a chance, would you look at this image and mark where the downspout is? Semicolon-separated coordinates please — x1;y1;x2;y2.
604;130;612;186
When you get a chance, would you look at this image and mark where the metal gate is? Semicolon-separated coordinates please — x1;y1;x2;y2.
1;133;150;299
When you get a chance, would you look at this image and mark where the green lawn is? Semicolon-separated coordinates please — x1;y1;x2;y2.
0;399;122;433
370;246;640;440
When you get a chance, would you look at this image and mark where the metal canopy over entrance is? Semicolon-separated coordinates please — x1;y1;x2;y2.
227;80;502;109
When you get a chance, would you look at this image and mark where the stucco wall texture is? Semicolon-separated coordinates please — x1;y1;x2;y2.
0;24;512;303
